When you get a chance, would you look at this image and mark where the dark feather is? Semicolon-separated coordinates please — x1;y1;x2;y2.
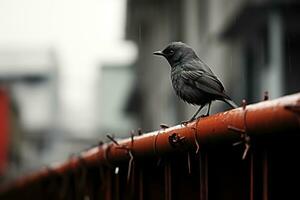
180;66;229;99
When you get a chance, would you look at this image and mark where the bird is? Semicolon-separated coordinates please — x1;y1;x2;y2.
153;42;238;123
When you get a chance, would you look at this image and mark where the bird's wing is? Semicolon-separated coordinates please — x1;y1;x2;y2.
181;68;229;99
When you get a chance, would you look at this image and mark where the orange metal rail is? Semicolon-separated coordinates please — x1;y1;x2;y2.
0;93;300;199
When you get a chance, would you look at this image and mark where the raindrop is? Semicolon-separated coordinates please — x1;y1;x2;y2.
115;166;119;174
138;24;142;43
286;34;292;72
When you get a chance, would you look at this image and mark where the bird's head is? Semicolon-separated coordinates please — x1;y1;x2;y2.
153;42;198;66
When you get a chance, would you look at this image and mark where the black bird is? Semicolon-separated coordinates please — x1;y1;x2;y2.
153;42;238;122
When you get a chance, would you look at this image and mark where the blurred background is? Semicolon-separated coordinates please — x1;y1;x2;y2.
0;0;299;182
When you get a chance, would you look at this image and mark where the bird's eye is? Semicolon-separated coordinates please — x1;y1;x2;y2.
169;49;174;54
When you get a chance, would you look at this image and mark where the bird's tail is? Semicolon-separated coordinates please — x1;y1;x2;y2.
223;98;238;109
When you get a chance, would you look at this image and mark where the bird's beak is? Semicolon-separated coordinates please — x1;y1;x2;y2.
153;50;164;56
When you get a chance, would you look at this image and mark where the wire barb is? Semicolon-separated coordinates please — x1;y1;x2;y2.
110;132;136;183
264;91;269;101
138;128;143;136
228;99;251;160
187;152;191;174
127;150;134;182
106;134;119;146
191;127;200;154
168;133;185;148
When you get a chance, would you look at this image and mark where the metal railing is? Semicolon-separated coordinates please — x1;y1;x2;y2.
0;93;300;200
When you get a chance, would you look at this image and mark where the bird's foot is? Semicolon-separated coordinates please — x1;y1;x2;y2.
181;118;195;126
181;113;210;126
180;120;190;126
199;113;209;118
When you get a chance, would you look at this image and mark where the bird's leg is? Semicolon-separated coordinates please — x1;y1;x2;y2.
190;104;205;120
181;104;205;125
201;101;211;117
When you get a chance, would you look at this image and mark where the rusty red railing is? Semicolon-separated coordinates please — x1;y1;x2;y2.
0;93;300;200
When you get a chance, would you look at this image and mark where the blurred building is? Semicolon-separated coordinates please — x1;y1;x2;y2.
125;0;300;131
98;55;137;137
0;0;137;181
0;47;58;180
